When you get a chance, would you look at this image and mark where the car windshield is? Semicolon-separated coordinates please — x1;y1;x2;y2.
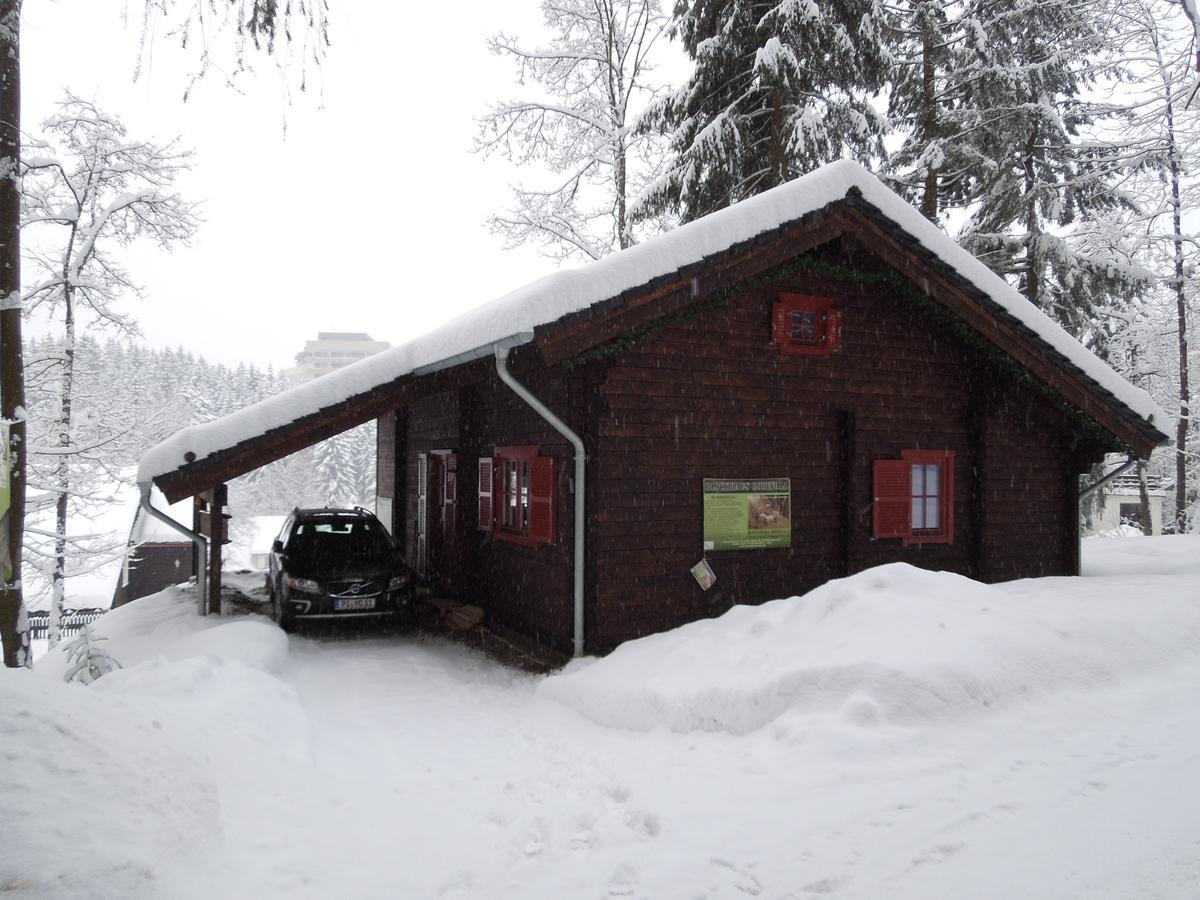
289;517;392;566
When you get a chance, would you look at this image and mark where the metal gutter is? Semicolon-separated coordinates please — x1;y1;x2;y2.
494;343;587;658
138;482;207;616
413;333;534;376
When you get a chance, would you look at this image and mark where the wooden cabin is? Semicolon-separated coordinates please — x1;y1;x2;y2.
139;161;1169;656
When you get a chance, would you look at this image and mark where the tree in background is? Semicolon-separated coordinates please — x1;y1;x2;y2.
20;95;199;645
476;0;670;261
885;0;962;221
640;0;890;223
0;0;331;667
943;0;1142;346
1090;0;1198;531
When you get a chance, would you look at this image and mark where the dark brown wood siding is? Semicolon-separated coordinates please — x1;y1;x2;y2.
587;244;1090;650
397;353;582;654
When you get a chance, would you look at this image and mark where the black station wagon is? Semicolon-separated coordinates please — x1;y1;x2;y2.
267;508;416;631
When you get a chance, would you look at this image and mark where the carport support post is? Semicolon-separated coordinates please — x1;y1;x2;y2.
204;483;227;615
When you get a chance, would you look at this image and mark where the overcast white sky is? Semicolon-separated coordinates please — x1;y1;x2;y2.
21;0;571;370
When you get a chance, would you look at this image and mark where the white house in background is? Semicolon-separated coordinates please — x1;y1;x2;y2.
1084;472;1168;536
282;332;391;384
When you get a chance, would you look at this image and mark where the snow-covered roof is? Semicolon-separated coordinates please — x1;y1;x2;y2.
139;160;1170;484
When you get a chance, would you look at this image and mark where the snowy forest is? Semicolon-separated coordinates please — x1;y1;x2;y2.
22;334;375;607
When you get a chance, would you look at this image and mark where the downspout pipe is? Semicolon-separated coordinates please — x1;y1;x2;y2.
1078;455;1137;501
494;344;586;658
138;482;207;616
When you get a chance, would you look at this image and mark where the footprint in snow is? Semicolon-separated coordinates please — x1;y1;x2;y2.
607;865;638;897
710;858;763;896
909;842;967;869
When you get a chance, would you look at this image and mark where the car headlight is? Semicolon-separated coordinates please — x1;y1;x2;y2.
287;576;322;593
388;573;411;591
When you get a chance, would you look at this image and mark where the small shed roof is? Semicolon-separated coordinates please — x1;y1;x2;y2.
139;160;1170;489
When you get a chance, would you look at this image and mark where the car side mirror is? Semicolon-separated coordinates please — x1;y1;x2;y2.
272;540;284;553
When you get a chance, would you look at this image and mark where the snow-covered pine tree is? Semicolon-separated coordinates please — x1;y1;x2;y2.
21;95;199;643
948;0;1141;347
61;624;121;685
476;0;670;261
641;0;890;223
886;0;963;221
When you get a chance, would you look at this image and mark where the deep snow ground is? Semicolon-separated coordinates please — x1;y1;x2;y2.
5;537;1200;899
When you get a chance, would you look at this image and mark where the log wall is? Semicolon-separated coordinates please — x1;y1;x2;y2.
587;244;1092;650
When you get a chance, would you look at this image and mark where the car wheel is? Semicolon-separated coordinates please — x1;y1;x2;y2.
273;584;296;633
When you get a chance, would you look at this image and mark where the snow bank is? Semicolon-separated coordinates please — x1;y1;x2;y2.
3;587;310;897
139;160;1167;483
35;584;287;681
540;563;1200;736
0;669;219;898
1082;534;1200;578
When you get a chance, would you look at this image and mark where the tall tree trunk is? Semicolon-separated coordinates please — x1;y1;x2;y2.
1022;119;1041;308
49;292;73;647
0;0;28;668
1164;88;1191;533
1136;458;1153;534
919;9;938;222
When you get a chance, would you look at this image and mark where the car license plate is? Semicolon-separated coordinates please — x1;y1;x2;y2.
335;596;376;611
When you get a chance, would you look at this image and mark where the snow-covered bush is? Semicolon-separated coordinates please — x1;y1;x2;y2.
62;624;122;685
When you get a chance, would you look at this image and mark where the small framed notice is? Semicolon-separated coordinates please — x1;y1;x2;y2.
690;559;716;591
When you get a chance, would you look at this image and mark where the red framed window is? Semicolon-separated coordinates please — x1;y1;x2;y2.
873;450;955;545
479;446;556;547
772;293;842;357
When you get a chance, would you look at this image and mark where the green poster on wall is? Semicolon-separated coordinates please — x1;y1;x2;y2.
702;478;791;551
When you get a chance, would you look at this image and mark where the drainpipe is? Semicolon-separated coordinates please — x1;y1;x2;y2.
138;482;208;616
494;345;586;658
1078;455;1137;501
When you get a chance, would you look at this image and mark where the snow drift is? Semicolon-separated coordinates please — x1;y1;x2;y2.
540;563;1200;736
2;587;308;899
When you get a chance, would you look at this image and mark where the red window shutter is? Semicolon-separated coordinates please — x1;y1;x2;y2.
528;456;556;545
477;457;493;532
873;459;911;540
771;300;790;347
826;308;843;353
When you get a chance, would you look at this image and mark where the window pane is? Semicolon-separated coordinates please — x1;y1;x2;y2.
911;464;924;497
925;497;939;529
925;464;939;496
912;498;924;529
790;309;817;344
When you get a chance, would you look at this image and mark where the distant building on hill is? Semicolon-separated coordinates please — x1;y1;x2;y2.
282;332;391;384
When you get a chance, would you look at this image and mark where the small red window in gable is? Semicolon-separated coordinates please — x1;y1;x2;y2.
872;449;955;546
485;446;556;547
772;293;843;357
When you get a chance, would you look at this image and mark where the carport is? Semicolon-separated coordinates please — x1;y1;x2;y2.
137;330;588;653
